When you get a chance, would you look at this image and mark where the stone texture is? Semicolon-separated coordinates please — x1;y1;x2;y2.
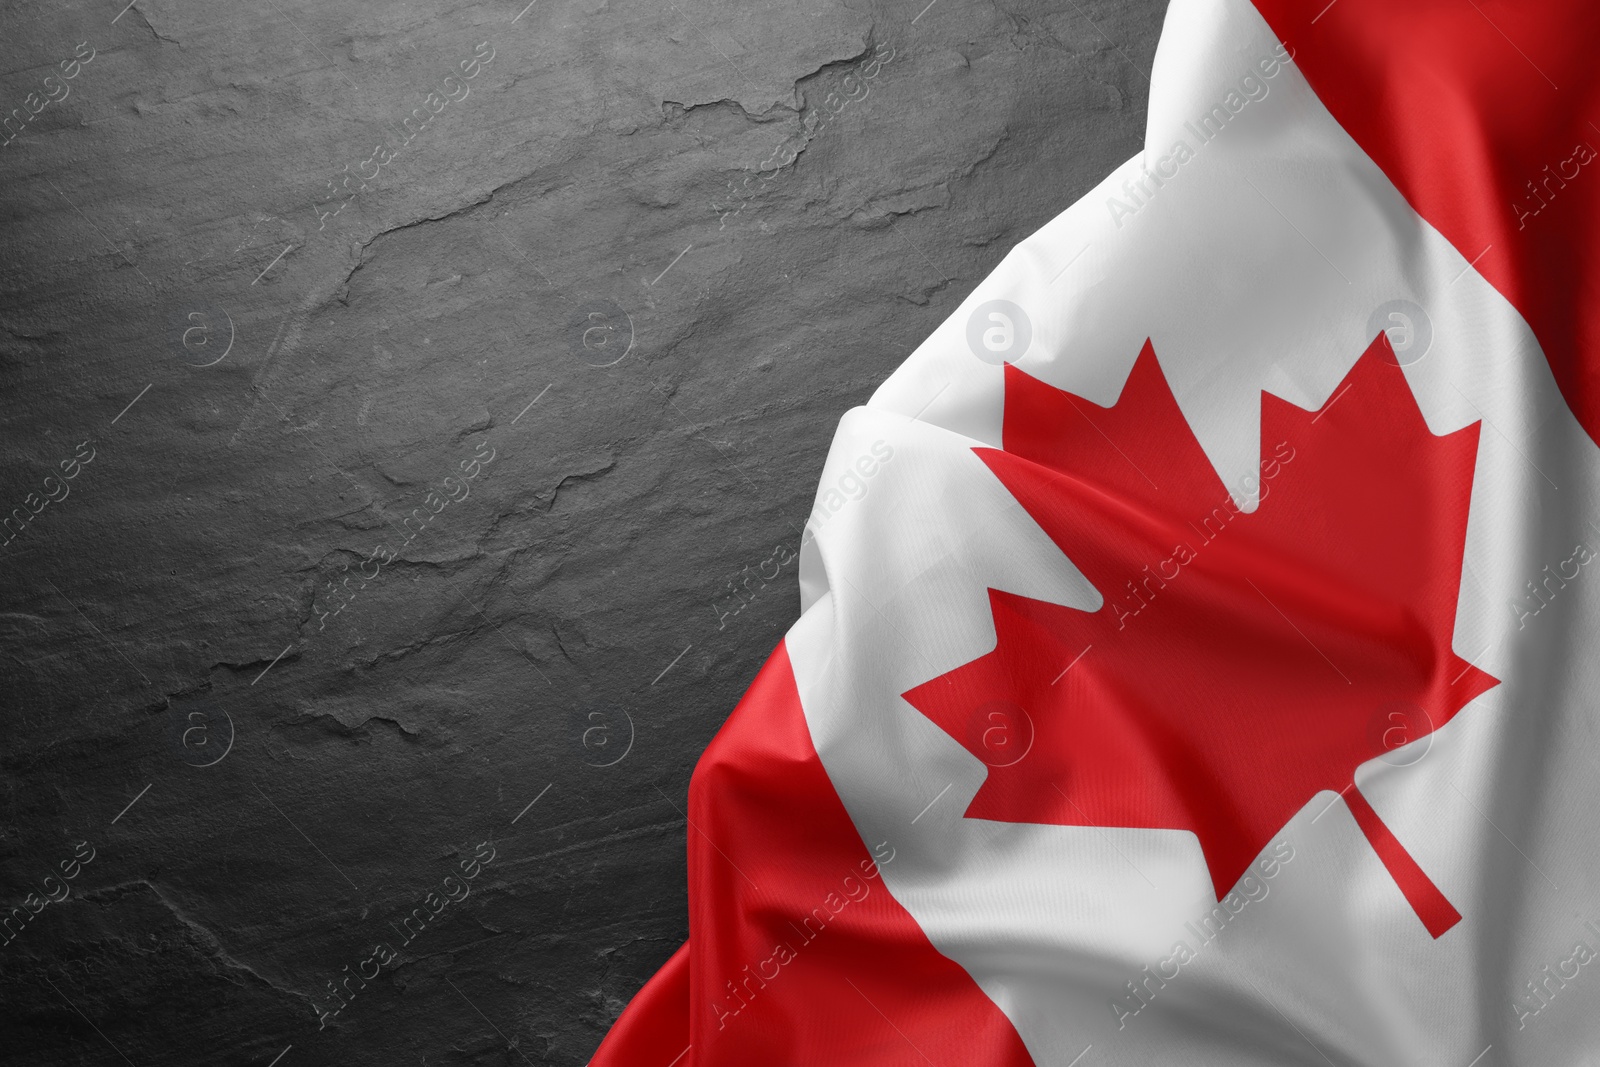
0;0;1163;1062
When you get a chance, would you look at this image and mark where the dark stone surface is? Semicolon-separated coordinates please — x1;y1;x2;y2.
0;0;1162;1062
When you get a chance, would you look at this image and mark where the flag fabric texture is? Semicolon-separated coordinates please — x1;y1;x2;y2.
594;0;1600;1062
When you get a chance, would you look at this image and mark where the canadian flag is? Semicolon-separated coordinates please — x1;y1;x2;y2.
593;0;1600;1063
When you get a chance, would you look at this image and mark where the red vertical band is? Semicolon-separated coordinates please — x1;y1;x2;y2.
594;640;1038;1065
1249;0;1600;448
686;640;1037;1065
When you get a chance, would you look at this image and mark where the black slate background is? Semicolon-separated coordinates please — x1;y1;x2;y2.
0;0;1162;1063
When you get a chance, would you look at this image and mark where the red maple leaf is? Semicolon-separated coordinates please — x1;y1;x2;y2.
904;336;1497;937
